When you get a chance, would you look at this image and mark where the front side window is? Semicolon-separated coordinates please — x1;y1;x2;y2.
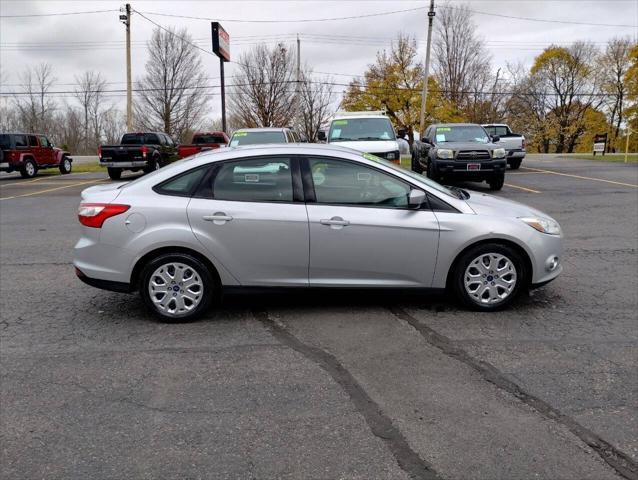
484;126;508;137
308;157;410;208
39;136;50;147
213;157;293;202
329;118;396;142
154;167;208;197
229;131;286;147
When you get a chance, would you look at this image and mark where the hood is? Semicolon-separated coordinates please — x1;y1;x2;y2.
436;141;496;151
330;140;399;154
81;182;126;203
464;191;549;219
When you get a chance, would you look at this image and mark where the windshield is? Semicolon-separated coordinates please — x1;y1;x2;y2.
434;126;489;144
230;131;286;147
194;135;226;144
361;152;458;199
329;118;396;142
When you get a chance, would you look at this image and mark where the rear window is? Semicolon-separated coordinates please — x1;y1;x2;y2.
230;131;286;147
121;133;145;145
194;135;226;144
484;126;508;137
0;134;12;149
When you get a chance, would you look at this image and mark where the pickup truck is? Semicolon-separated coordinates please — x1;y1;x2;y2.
482;124;526;169
411;123;507;190
0;132;72;178
98;132;178;180
177;131;229;159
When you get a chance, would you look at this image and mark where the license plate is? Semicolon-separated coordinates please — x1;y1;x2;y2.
467;163;481;171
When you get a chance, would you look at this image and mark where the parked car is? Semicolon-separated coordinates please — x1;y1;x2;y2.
229;127;300;147
412;123;507;190
482;124;526;169
74;143;563;322
0;133;72;178
318;111;401;164
98;132;178;180
177;131;229;159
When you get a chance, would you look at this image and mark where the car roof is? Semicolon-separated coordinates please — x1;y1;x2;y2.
430;123;482;128
233;127;289;133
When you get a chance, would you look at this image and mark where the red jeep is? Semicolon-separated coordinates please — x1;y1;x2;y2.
0;133;73;178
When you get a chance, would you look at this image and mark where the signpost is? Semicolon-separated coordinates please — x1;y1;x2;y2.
592;133;607;156
211;22;230;133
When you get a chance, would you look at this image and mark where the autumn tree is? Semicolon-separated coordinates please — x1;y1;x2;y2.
135;27;209;141
228;43;297;128
623;44;638;151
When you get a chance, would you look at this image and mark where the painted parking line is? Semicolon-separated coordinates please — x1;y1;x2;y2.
0;178;109;201
0;172;90;187
504;183;541;194
521;167;638;188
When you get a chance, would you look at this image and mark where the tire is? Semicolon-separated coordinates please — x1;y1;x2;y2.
412;153;424;174
509;159;522;170
140;253;216;322
488;174;505;190
451;242;526;311
143;157;161;174
20;158;37;179
426;160;439;182
107;167;122;180
59;156;72;174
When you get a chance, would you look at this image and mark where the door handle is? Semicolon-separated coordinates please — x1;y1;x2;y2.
320;217;350;227
202;213;233;223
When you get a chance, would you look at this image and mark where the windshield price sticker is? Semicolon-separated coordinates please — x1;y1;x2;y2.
333;120;348;125
437;127;451;132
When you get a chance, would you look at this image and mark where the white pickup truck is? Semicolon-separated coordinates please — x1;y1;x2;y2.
482;124;526;169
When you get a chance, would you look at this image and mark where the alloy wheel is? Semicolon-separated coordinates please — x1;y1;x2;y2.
463;253;517;305
147;262;204;317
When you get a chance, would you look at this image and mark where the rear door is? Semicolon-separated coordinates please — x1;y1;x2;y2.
303;156;440;287
187;155;309;286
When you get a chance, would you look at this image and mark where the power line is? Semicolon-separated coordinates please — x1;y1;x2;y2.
0;9;118;18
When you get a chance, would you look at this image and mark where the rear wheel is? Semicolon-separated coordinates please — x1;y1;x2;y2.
20;158;37;179
140;253;216;322
143;157;161;174
488;174;505;190
107;167;122;180
509;159;522;170
452;243;526;311
59;156;72;174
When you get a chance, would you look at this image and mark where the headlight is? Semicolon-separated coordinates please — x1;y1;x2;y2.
437;149;454;159
520;217;561;235
493;148;506;158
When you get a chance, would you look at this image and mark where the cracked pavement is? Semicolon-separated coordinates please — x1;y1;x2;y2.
1;155;637;479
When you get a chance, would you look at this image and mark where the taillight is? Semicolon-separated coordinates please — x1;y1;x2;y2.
78;203;130;228
522;138;526;150
141;145;148;158
97;146;102;159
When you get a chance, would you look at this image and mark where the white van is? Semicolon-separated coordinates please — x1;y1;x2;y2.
318;111;401;164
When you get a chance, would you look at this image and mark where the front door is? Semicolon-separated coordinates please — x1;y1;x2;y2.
303;156;440;287
187;156;309;286
38;136;55;164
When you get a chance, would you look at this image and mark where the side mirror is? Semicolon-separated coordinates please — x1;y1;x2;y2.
491;135;500;143
397;128;407;138
317;131;326;141
408;189;426;207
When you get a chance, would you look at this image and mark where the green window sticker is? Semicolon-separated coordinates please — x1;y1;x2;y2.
333;120;348;125
234;132;247;137
437;127;451;132
363;152;381;162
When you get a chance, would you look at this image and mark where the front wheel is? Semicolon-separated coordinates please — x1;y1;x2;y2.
426;161;439;182
488;174;505;190
411;152;424;174
20;158;38;178
452;243;526;311
59;156;72;174
107;167;122;180
140;253;216;322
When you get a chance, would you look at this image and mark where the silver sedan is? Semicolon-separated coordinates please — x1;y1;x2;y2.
74;144;563;321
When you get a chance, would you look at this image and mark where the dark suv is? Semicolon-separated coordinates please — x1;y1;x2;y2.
0;133;72;178
412;123;507;190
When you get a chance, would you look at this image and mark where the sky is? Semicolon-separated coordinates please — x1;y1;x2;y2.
1;0;637;119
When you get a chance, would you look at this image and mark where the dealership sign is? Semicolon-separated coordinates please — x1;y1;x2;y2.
211;22;230;62
593;133;607;155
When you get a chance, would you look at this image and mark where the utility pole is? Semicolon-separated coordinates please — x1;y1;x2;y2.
419;0;435;140
296;34;301;122
120;4;133;131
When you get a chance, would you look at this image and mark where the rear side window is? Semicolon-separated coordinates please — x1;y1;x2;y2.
212;158;293;202
28;135;38;146
154;167;208;197
14;135;27;147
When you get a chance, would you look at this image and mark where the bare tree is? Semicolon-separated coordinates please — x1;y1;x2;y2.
599;37;632;151
228;43;297;128
135;27;209;141
74;71;107;153
297;70;335;141
101;108;127;145
433;3;493;115
13;63;57;132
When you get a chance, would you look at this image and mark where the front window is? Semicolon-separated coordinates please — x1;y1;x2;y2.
39;136;51;147
309;157;409;207
434;126;489;144
329;118;396;142
229;131;286;147
212;157;293;202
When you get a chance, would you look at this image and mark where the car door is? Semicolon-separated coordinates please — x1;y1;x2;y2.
303;156;440;287
187;155;310;286
38;136;55;164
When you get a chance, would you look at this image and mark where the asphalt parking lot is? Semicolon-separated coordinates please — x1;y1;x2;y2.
1;155;637;479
